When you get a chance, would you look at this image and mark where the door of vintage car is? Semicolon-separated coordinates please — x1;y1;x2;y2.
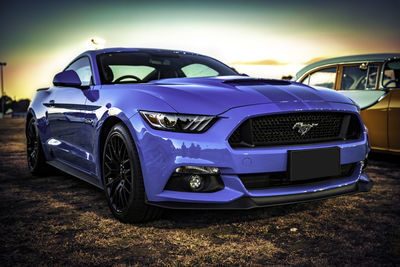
383;59;400;152
388;89;400;152
47;57;93;170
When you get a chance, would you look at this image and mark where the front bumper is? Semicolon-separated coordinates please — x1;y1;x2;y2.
147;174;372;209
129;102;372;208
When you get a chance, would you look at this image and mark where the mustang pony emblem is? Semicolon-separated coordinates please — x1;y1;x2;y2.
292;122;318;135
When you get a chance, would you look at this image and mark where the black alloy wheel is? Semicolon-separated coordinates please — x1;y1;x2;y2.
102;123;162;223
103;132;132;212
26;117;47;175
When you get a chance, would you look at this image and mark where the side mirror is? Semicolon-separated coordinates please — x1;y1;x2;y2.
53;70;85;88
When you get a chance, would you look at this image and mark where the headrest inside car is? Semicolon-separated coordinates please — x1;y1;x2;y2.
104;66;114;82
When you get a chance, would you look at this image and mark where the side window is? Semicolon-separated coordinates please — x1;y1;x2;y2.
382;59;400;88
66;57;92;86
340;64;379;90
181;63;219;77
302;67;336;89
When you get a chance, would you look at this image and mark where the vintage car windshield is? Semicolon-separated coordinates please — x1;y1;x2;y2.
97;52;238;84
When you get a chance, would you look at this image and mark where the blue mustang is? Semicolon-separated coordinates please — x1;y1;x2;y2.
27;48;372;222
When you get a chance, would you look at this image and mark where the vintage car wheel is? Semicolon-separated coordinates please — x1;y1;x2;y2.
26;117;48;175
102;123;162;223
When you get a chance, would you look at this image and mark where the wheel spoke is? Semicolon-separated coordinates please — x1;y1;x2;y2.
105;152;112;162
121;187;129;206
121;148;127;164
104;162;118;173
123;169;132;183
121;158;130;165
105;176;122;187
118;139;124;159
104;170;112;178
107;144;115;161
112;137;120;161
122;184;131;194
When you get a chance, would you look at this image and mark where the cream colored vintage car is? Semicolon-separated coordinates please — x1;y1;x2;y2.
296;54;400;154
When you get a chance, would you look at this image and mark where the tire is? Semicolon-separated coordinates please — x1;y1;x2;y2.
26;117;49;175
102;123;162;223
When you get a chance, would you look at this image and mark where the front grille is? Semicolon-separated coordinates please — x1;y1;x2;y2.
229;112;361;148
239;163;357;190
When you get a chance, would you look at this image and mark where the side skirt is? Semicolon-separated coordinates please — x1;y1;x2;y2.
47;160;103;189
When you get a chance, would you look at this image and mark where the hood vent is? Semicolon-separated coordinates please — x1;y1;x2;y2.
223;79;291;86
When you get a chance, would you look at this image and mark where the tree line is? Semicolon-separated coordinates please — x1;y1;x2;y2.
0;95;30;113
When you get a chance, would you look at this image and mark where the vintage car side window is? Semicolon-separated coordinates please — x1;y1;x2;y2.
302;67;336;89
340;64;379;90
66;57;92;86
382;59;400;88
109;65;155;81
181;63;219;78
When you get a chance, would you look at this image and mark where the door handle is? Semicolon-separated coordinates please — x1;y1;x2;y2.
85;118;94;125
44;100;55;108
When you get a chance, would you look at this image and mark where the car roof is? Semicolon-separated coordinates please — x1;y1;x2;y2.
295;53;400;80
82;47;202;58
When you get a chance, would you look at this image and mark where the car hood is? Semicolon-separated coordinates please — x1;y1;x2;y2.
132;76;355;115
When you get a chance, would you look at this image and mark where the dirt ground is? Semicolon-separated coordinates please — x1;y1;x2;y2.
0;118;399;266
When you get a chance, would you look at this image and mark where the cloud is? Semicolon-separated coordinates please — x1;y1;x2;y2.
304;57;327;65
231;59;287;65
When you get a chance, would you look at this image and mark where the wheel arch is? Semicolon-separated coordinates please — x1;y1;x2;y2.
97;115;144;187
98;116;125;168
25;110;35;134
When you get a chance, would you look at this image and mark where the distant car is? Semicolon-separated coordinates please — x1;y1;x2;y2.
296;54;400;154
27;48;372;222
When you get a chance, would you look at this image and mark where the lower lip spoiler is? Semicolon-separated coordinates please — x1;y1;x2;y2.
146;177;373;210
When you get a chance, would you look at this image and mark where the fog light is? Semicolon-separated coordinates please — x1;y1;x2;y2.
188;175;204;191
165;167;224;192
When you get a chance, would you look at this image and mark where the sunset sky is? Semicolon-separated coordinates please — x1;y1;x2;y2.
1;0;399;100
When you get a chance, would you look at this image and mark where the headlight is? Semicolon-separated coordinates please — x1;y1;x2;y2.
139;111;217;133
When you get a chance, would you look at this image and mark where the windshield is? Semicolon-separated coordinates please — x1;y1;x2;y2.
97;52;238;84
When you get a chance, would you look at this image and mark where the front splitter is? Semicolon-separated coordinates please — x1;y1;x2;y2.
146;178;373;210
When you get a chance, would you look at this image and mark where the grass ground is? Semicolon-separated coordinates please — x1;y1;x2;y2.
0;118;399;266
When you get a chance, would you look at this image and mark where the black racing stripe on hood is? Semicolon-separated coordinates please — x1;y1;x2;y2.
251;86;299;102
286;87;325;101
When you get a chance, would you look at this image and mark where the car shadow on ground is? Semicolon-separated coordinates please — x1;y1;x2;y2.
156;201;324;229
368;152;400;165
18;163;325;228
1;148;396;230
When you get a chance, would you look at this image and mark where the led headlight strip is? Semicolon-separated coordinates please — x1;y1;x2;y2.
139;111;217;133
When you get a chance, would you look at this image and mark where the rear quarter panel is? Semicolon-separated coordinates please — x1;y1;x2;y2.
28;88;57;159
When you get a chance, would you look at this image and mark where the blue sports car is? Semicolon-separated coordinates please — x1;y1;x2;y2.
27;48;372;222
